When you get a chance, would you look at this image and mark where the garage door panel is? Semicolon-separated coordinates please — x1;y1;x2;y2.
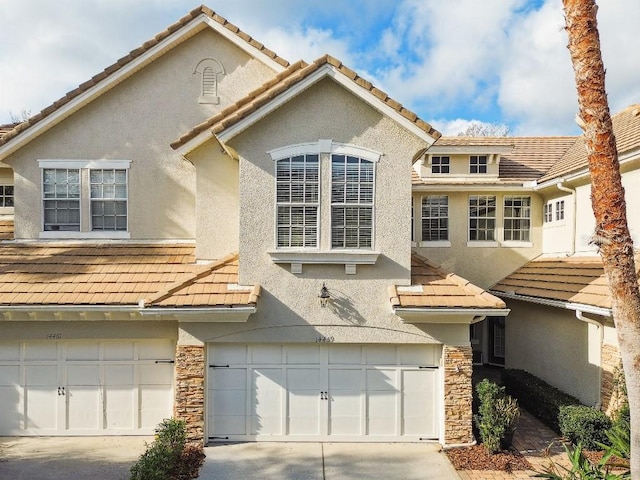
139;364;173;384
105;387;135;429
104;342;135;361
26;388;58;430
0;342;20;360
208;344;440;442
66;343;99;361
24;343;57;361
67;386;100;430
138;340;174;360
140;384;172;429
105;365;134;385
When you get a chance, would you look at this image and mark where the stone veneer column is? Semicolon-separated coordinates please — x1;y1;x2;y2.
443;345;474;446
174;342;205;445
601;342;624;416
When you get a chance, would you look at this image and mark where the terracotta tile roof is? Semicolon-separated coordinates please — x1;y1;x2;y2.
0;123;20;139
0;220;14;240
540;104;640;182
490;255;630;310
0;244;258;308
171;54;440;149
389;252;506;309
0;5;289;148
414;136;577;183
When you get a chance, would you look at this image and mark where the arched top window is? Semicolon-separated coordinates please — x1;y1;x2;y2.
193;58;225;104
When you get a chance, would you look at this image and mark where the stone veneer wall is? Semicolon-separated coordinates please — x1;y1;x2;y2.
601;342;625;416
443;345;474;445
174;345;205;444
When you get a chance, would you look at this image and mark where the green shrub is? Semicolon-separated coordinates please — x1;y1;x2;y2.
559;405;612;450
130;418;204;480
502;369;581;433
601;403;630;460
474;379;520;454
536;442;630;479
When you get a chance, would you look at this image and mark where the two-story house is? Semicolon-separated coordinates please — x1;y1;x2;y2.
0;6;509;447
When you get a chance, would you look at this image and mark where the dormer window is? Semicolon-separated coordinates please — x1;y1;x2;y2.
469;155;488;174
431;156;450;174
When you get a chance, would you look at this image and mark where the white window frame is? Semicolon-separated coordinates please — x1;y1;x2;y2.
544;202;553;223
38;159;131;239
274;154;320;249
503;196;531;244
330;154;375;250
0;184;14;213
469;155;488;174
467;195;497;246
420;195;450;247
555;200;565;221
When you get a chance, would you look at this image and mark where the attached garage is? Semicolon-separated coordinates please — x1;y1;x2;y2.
0;339;175;435
207;343;440;442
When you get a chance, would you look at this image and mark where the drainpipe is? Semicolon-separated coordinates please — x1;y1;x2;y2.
557;181;576;255
575;310;604;409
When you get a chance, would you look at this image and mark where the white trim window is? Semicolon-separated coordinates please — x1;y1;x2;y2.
331;154;374;249
469;155;488;174
555;200;565;221
43;168;81;231
39;160;130;237
468;195;496;241
503;196;531;242
421;195;449;241
275;154;319;248
0;185;14;208
544;203;553;223
431;156;450;174
90;169;128;231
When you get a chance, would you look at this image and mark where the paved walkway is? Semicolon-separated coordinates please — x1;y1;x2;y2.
458;409;569;480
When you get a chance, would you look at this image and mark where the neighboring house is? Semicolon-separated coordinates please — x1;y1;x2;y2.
0;5;634;447
0;6;509;446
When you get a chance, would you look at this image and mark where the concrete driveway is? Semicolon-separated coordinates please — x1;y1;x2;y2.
201;442;461;480
0;437;460;480
0;436;150;480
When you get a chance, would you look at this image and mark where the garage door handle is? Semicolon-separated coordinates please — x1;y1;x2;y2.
320;391;328;400
57;386;65;396
209;364;230;368
155;360;175;364
419;366;438;369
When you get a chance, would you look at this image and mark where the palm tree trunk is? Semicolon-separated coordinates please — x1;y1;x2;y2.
563;0;640;477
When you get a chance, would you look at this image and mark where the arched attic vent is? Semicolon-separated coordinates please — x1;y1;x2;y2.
193;58;225;104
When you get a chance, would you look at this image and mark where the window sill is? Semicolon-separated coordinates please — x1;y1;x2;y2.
419;240;451;248
501;241;533;248
466;241;499;248
39;231;131;240
268;249;380;274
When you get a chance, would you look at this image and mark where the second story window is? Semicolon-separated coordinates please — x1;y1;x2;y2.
39;160;130;238
556;200;565;221
544;203;553;223
421;195;449;241
469;155;488;174
276;155;319;248
331;155;374;249
43;168;80;231
469;195;496;241
503;196;531;242
431;156;450;174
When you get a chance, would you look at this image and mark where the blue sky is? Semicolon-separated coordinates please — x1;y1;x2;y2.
1;0;639;135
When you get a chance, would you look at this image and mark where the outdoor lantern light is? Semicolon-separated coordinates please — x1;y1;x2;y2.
319;283;330;307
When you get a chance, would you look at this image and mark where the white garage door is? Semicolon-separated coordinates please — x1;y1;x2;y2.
207;344;440;442
0;340;174;435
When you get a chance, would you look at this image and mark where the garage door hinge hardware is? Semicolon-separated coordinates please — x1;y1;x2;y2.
209;436;229;440
155;360;175;364
209;364;230;368
419;366;438;369
320;391;329;400
57;386;65;396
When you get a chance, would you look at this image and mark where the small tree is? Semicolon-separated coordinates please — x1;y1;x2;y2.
475;379;520;453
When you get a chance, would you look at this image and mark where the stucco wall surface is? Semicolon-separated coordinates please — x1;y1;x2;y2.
505;299;600;406
4;28;275;241
413;191;543;288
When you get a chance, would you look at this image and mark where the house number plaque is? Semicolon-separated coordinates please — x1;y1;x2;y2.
46;333;63;339
315;336;334;343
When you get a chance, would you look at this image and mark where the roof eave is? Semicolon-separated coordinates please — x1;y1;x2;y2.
490;290;611;317
393;307;510;324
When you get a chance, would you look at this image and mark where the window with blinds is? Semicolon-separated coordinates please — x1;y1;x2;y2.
331;154;374;249
275;154;319;248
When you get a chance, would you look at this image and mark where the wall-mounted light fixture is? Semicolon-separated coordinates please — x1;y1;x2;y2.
319;283;330;307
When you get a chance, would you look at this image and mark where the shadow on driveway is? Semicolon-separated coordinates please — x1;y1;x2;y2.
0;436;151;480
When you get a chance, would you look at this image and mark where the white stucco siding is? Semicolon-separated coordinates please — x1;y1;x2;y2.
505;299;600;406
541;193;574;255
412;191;543;289
5;28;277;241
209;77;444;344
0;320;178;341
